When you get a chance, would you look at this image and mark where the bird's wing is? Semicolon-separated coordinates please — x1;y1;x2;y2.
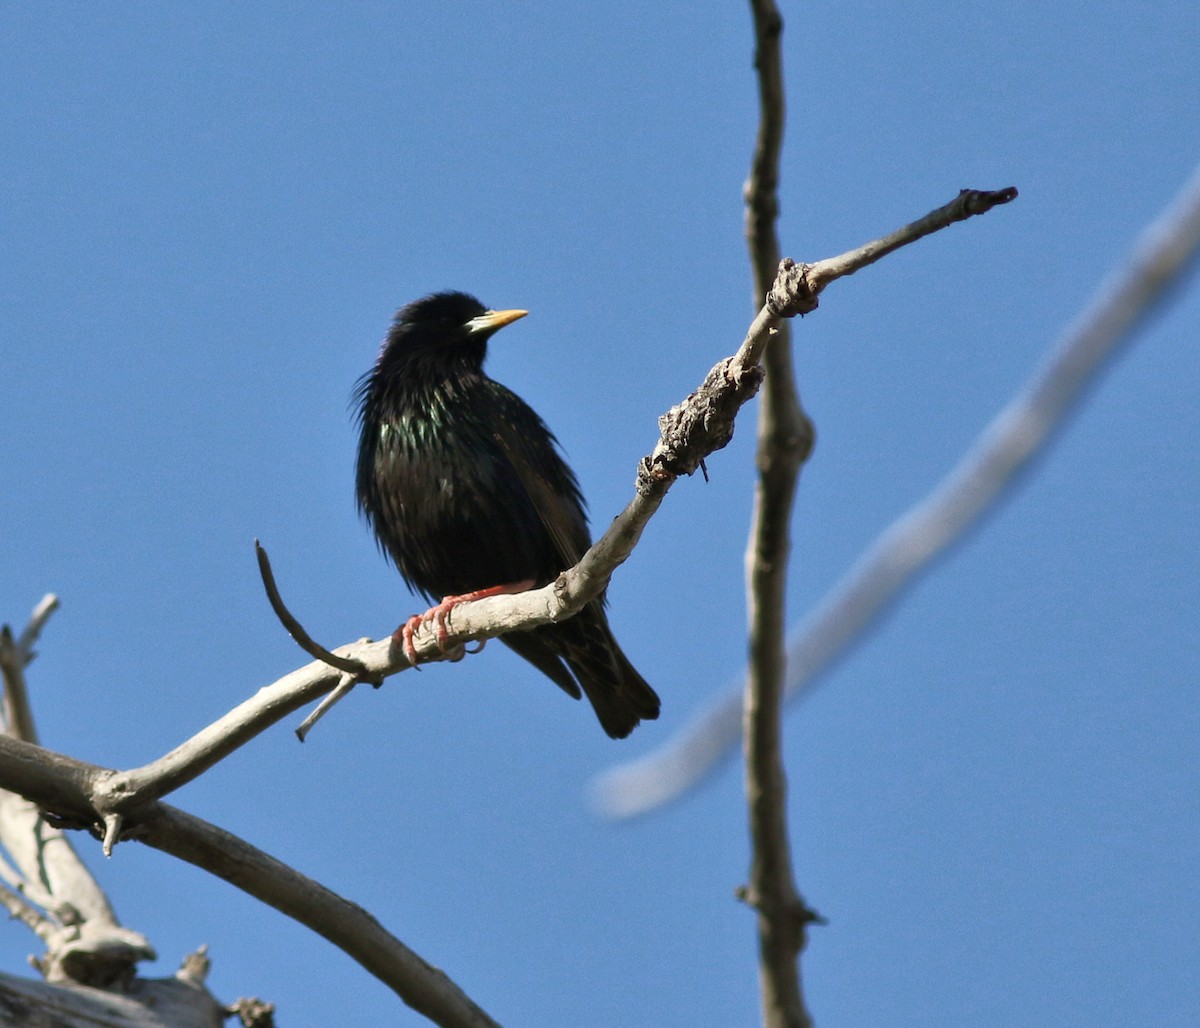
488;387;592;575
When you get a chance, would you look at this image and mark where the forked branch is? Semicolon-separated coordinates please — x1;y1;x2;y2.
596;162;1200;819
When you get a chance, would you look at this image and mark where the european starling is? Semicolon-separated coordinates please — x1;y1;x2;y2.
354;291;660;738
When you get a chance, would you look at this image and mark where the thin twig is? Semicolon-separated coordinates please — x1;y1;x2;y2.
255;540;376;679
0;879;56;941
255;539;379;742
0;593;59;744
295;673;360;742
742;2;815;1025
593;161;1200;817
804;187;1018;295
14;594;60;658
255;542;376;676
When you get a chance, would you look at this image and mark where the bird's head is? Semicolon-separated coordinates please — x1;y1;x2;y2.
378;291;528;376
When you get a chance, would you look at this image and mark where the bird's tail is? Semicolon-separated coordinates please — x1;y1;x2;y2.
584;638;661;740
502;602;660;739
558;605;660;739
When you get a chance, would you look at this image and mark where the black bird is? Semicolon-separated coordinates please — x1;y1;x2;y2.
354;291;660;738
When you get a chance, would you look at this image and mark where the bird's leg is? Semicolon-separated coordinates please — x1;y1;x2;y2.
428;580;537;651
394;580;537;665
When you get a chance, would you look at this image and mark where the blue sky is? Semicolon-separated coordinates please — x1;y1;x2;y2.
2;3;1198;1025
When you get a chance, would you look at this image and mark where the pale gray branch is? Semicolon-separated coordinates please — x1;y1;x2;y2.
139;806;501;1028
0;731;499;1028
0;964;226;1028
741;1;816;1025
66;185;1017;830
0;592;58;745
0;597;155;987
66;181;1016;828
594;160;1200;818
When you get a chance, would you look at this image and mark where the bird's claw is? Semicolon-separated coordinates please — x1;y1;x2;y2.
394;616;425;667
394;597;476;665
394;581;531;665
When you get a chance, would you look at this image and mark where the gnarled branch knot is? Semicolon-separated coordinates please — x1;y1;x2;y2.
766;258;819;317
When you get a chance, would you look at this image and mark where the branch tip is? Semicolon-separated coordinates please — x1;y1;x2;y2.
101;813;123;857
295;673;360;742
960;185;1018;214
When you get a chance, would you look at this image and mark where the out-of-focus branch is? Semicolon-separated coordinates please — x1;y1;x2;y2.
0;597;155;987
0;592;58;744
0;601;74;805
594;161;1200;817
741;2;816;1026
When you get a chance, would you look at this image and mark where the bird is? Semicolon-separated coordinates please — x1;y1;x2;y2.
354;290;661;738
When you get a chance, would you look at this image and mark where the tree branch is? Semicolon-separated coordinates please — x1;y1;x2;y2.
741;2;816;1026
139;806;501;1028
593;160;1200;817
255;541;376;679
801;187;1017;297
67;181;1014;828
0;169;1017;1023
83;309;769;816
0;729;499;1027
0;592;58;745
0;597;156;987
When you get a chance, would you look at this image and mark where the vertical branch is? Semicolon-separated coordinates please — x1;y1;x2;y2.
0;593;59;745
742;3;817;1027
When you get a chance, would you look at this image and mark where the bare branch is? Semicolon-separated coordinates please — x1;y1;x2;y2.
0;597;157;987
594;160;1200;817
85;321;769;812
0;167;1018;1022
804;187;1017;296
0;592;59;745
741;2;816;1026
0;967;226;1027
295;672;360;742
0;173;1017;1028
0;728;499;1027
92;642;384;812
60;180;1014;826
255;541;376;679
139;806;501;1028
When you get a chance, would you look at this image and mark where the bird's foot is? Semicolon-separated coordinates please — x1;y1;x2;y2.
394;580;536;665
394;615;430;666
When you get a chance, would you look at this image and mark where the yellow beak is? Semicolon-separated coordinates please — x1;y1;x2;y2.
466;308;529;334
